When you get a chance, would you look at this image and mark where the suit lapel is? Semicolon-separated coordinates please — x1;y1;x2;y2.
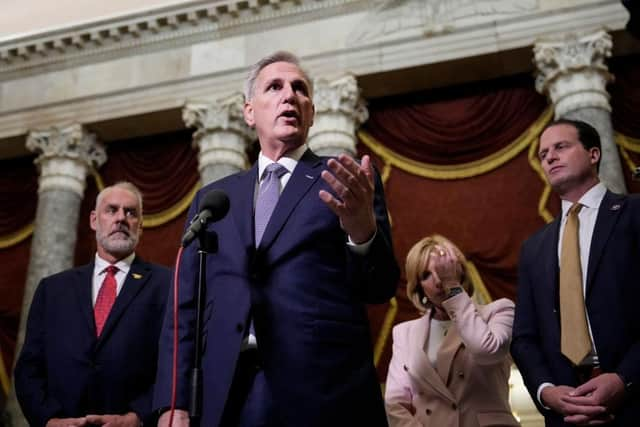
585;191;625;298
96;257;151;348
72;263;97;336
230;166;259;248
411;311;456;403
542;217;562;307
257;149;323;250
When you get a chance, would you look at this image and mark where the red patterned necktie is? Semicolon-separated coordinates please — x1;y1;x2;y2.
94;265;118;336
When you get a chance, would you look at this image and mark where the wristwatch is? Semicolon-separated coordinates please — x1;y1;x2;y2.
445;286;464;299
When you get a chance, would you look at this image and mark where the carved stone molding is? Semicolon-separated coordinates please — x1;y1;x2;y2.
184;94;255;182
0;0;362;76
534;29;613;117
26;123;106;196
308;74;368;156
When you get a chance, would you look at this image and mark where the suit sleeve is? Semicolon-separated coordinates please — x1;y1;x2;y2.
510;243;555;413
14;279;64;427
348;167;400;304
153;197;200;411
442;294;514;365
384;325;422;427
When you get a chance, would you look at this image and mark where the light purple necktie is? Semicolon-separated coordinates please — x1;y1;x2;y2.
254;163;287;246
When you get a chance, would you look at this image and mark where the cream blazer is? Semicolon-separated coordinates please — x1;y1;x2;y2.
384;293;520;427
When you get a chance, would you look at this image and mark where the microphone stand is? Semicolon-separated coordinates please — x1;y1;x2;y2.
190;230;218;427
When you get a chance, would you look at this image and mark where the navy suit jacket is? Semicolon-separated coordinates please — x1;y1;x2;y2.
511;191;640;426
154;149;400;427
15;257;171;427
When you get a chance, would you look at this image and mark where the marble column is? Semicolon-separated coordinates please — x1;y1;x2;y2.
183;93;255;186
534;29;626;194
5;124;106;427
308;74;369;157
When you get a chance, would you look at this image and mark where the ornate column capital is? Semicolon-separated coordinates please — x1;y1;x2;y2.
26;123;106;196
184;93;255;175
534;29;613;117
308;74;369;156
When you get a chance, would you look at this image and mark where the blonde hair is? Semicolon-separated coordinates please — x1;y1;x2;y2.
405;234;473;313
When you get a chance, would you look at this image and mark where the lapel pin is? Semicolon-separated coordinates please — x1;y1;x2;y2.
610;204;621;211
305;174;314;180
132;273;143;279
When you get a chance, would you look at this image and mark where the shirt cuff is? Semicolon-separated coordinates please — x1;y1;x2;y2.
347;230;376;255
537;382;555;409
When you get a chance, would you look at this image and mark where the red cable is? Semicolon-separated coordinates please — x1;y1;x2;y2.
168;246;183;426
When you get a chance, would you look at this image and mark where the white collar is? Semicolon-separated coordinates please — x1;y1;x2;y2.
561;182;607;217
257;144;307;180
94;252;135;273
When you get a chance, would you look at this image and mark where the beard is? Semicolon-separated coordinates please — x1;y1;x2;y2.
96;223;139;258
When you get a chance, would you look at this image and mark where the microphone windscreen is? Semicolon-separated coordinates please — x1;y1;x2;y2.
198;189;230;221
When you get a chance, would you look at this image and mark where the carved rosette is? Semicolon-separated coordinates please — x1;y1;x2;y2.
534;30;613;117
308;74;369;157
26;123;106;196
183;93;255;173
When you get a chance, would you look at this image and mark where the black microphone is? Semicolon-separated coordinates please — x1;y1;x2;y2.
181;190;230;247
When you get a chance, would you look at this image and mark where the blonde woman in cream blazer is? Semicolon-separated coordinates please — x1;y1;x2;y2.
385;235;519;427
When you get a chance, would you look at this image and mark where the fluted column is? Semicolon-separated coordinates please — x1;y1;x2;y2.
5;124;106;427
183;93;255;186
308;74;369;157
534;29;626;194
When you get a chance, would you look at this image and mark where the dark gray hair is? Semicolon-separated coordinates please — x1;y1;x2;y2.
244;51;313;100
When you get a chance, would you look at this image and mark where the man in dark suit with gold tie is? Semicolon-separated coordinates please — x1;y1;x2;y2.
511;119;640;426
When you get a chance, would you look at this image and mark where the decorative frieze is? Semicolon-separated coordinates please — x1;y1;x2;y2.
0;0;353;74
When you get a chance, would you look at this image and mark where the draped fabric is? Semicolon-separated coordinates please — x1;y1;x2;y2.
0;157;37;390
611;55;640;194
0;156;38;235
365;75;546;164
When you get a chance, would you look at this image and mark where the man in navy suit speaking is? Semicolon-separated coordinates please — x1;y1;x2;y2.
511;119;640;426
15;182;171;427
154;51;400;427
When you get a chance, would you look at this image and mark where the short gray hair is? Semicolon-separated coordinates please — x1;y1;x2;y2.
244;51;313;101
95;181;144;216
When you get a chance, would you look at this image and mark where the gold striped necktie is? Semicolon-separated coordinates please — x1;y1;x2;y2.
560;203;591;365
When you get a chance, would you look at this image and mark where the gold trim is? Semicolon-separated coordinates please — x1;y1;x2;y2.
466;260;492;303
619;147;637;174
0;348;9;396
616;133;640;153
616;133;640;175
359;108;553;180
0;222;34;249
91;168;106;192
374;297;398;367
143;181;201;228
